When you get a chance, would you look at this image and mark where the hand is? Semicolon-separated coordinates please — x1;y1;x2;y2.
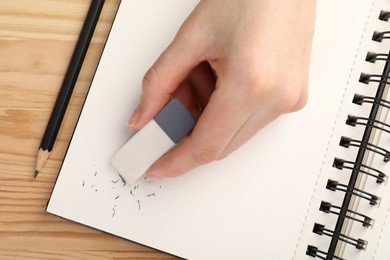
128;0;316;180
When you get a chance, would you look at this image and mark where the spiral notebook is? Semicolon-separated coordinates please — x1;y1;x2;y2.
295;1;390;258
46;0;390;259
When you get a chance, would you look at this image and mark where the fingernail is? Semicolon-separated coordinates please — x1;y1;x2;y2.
128;105;141;128
146;174;161;182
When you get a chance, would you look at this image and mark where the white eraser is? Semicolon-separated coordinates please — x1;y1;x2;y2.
111;99;195;185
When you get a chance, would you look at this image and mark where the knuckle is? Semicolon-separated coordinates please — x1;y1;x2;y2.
290;94;308;112
277;81;308;113
216;152;229;161
239;70;276;103
192;145;222;165
142;65;160;94
239;71;308;114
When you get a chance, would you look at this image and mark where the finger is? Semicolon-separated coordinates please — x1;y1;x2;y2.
145;80;259;178
171;80;202;119
218;103;279;160
187;61;216;108
129;30;203;130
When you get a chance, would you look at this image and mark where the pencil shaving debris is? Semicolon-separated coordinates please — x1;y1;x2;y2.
119;175;127;186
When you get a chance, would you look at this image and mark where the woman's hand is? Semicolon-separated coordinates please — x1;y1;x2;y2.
128;0;316;180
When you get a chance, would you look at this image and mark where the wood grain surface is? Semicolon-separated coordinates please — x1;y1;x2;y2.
0;1;177;259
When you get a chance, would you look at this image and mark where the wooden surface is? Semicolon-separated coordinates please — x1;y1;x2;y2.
0;1;176;259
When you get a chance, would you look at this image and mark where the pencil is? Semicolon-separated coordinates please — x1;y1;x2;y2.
34;0;105;178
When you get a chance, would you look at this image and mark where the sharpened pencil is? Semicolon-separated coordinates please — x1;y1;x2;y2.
34;0;105;178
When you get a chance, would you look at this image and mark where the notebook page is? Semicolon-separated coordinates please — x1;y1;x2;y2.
47;0;372;259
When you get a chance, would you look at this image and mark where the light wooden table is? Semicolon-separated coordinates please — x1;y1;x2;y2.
0;1;176;259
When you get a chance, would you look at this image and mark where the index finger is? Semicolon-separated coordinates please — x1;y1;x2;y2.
145;81;259;178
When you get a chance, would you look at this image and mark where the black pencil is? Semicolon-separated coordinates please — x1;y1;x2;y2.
34;0;105;178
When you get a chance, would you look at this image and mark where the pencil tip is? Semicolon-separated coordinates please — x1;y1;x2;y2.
34;170;39;179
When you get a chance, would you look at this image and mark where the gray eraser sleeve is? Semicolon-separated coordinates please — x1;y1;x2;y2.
154;98;196;143
110;99;195;185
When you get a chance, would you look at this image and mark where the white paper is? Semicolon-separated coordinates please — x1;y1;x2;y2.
46;0;390;259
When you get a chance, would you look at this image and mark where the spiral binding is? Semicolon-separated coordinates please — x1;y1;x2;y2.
319;201;373;227
339;136;390;161
379;10;390;21
332;157;387;184
346;114;390;134
312;223;367;250
326;179;381;205
306;245;346;260
307;10;390;259
353;93;390;109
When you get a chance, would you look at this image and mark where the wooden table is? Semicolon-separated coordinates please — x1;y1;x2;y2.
0;1;176;259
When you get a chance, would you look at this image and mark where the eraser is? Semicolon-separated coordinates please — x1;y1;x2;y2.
110;99;195;185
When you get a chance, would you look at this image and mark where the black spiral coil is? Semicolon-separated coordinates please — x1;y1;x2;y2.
307;10;390;259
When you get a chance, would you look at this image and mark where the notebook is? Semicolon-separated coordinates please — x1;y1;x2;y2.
46;0;390;259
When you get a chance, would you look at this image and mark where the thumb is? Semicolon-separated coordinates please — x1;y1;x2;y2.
129;31;202;130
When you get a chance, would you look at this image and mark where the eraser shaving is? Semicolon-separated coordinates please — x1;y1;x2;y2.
110;99;195;185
